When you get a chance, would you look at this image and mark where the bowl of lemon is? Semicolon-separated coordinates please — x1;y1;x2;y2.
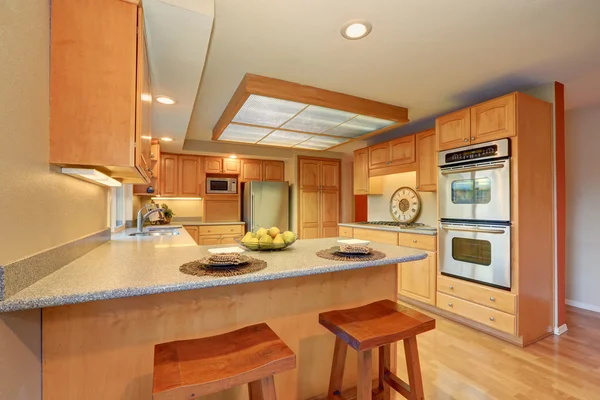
235;227;297;251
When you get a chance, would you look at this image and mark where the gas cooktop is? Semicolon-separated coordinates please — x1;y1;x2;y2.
356;221;429;228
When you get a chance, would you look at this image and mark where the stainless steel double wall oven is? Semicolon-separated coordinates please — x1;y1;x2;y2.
438;139;512;290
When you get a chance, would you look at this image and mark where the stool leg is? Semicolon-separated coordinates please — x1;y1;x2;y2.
248;380;263;400
248;376;277;400
328;337;348;399
378;344;392;400
357;349;372;400
403;336;425;400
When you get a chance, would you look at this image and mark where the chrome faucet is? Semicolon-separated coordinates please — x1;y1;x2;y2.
136;204;165;233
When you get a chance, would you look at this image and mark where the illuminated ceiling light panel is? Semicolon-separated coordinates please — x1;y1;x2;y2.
213;74;409;151
294;136;349;150
281;105;356;133
232;94;307;127
219;124;273;143
259;130;309;147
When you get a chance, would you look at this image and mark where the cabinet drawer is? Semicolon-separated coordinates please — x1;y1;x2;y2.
398;233;436;251
353;228;398;245
437;275;517;314
199;225;243;235
338;226;353;238
437;292;516;335
220;234;239;245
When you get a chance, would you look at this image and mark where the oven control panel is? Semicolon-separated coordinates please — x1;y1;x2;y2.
445;144;498;163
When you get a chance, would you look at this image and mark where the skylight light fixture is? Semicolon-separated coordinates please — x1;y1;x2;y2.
62;168;122;187
341;20;372;40
156;96;176;105
160;137;173;142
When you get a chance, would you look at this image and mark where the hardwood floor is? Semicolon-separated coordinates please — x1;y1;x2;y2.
387;305;600;400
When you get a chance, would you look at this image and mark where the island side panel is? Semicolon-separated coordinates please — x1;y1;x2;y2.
42;264;397;400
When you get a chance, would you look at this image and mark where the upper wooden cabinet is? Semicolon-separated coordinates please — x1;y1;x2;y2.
178;156;201;197
49;0;150;183
205;157;240;174
240;159;285;182
299;158;321;190
415;130;437;192
353;148;383;195
161;154;178;197
436;108;470;151
470;94;516;144
436;93;518;151
368;137;415;170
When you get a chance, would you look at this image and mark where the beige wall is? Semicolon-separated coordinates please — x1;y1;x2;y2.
565;104;600;312
0;1;108;398
367;172;437;226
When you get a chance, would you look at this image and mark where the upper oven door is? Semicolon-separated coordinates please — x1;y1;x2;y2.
438;159;510;222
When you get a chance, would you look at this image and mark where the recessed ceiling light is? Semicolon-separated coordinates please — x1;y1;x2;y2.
229;155;238;158
140;93;152;102
161;137;173;142
341;20;372;40
141;135;152;140
156;96;176;105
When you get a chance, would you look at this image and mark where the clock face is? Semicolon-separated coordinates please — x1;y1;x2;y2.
390;187;421;223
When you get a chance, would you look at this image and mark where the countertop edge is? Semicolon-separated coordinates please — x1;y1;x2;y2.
338;223;438;236
0;252;426;313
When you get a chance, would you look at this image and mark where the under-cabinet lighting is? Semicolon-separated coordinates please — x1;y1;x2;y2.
160;137;173;142
150;197;203;201
229;155;238;158
61;168;122;187
141;135;152;140
156;96;176;105
341;20;372;40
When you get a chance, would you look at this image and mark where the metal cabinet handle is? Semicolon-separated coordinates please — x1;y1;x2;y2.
490;297;495;302
440;163;505;176
489;317;495;321
412;239;417;243
471;137;475;140
449;285;454;290
448;302;453;307
463;138;468;142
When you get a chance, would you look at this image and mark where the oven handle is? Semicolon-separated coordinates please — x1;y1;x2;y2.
440;163;504;175
440;224;507;234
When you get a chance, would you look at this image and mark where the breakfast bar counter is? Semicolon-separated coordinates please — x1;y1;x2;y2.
1;228;427;400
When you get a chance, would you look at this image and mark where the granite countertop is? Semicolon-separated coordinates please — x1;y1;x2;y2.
0;228;426;313
339;223;438;236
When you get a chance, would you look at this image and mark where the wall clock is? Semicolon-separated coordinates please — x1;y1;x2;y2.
390;186;421;223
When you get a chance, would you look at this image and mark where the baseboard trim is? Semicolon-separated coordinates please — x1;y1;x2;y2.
566;299;600;313
554;323;568;335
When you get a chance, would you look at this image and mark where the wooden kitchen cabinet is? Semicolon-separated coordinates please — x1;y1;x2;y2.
198;236;221;246
205;157;240;174
353;148;385;195
183;226;199;244
298;157;341;239
398;251;436;305
240;159;285;182
415;129;437;192
389;135;416;165
223;158;241;174
194;224;245;245
49;0;151;183
368;143;390;169
178;156;201;197
436;108;471;151
240;159;262;181
470;93;516;144
263;160;285;181
203;198;240;222
160;154;178;196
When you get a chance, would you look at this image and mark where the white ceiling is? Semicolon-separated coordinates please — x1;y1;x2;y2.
161;0;600;154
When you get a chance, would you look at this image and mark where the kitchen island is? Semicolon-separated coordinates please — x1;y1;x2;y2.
0;229;426;400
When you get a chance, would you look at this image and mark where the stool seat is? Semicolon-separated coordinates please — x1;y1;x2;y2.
319;299;435;351
153;323;296;399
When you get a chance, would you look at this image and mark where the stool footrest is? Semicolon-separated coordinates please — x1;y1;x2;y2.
383;370;411;399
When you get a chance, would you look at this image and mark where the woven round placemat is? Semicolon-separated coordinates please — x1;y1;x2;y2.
316;247;386;262
179;258;267;277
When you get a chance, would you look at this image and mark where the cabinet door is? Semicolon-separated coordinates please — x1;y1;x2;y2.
299;158;320;190
471;93;516;144
222;158;240;174
321;160;340;190
178;156;201;196
390;135;416;166
320;190;339;238
203;200;239;222
135;7;152;183
299;190;320;239
368;143;390;169
398;251;436;305
415;130;437;192
160;154;178;196
353;148;369;195
263;160;285;182
240;159;262;182
220;234;239;245
205;157;223;174
183;226;199;244
198;235;221;246
436;108;470;151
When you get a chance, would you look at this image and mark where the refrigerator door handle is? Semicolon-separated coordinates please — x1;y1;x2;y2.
251;192;256;232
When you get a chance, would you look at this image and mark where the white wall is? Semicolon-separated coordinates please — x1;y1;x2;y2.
565;104;600;312
367;172;437;226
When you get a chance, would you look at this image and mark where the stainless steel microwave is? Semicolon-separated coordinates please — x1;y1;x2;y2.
206;177;237;194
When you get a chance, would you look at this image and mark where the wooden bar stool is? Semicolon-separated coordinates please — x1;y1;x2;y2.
319;300;435;400
152;323;296;400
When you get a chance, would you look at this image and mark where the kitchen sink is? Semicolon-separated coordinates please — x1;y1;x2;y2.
128;230;181;237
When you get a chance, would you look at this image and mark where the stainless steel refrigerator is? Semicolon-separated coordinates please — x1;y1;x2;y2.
243;181;289;233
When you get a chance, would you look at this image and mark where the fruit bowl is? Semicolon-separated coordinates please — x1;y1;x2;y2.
234;233;297;252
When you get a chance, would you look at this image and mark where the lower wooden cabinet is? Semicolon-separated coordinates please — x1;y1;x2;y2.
184;224;245;245
437;275;517;314
338;226;353;238
203;198;240;222
398;251;436;305
198;235;220;245
183;226;199;244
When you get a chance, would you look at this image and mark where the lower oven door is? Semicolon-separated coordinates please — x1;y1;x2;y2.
439;221;511;289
